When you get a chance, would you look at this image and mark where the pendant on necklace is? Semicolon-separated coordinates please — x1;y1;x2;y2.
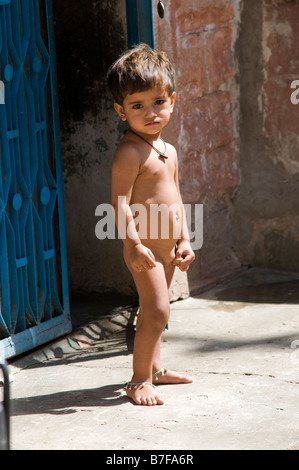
129;129;168;160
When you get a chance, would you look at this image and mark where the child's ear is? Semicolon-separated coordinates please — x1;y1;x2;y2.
114;102;127;121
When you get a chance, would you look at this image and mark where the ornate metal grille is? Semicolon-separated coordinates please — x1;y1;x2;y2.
0;0;71;358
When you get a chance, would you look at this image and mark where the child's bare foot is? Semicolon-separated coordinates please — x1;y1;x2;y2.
124;381;164;406
152;367;193;385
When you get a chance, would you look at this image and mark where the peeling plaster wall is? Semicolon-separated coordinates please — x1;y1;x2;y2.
54;0;244;296
232;0;299;271
53;0;136;294
153;0;243;291
53;0;299;299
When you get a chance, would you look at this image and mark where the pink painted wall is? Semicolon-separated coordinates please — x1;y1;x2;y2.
55;0;299;297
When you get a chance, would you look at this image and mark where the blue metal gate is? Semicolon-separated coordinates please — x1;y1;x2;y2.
0;0;71;359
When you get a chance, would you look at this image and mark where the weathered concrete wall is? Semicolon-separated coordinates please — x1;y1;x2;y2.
53;0;299;299
54;0;243;297
53;0;244;297
153;0;242;291
53;0;137;294
232;0;299;271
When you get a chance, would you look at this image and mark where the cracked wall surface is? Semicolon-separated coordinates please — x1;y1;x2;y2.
232;0;299;271
53;0;299;297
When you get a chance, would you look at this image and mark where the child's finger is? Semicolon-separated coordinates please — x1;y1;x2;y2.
145;259;155;269
178;253;193;269
183;253;193;264
146;250;156;266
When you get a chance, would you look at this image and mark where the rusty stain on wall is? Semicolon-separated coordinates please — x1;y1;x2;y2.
53;0;299;296
233;0;299;272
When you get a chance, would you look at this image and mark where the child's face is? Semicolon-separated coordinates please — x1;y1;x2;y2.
114;86;176;136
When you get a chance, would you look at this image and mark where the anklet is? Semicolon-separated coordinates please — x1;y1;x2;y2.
124;381;156;391
153;367;167;381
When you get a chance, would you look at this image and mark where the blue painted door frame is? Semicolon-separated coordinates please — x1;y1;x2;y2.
0;0;71;359
126;0;154;48
0;0;154;359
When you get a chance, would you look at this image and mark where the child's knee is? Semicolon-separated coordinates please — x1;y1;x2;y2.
150;303;170;331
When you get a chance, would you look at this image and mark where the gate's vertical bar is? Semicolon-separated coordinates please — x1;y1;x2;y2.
45;0;70;318
0;358;10;450
126;0;154;48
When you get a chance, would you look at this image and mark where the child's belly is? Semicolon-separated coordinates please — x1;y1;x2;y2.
131;200;182;251
130;181;182;249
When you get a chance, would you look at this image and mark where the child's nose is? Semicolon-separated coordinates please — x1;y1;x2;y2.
145;106;157;118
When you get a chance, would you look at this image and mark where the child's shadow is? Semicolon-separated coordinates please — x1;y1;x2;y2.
11;383;128;416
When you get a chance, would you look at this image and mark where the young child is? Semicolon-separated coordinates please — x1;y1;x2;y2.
107;44;195;406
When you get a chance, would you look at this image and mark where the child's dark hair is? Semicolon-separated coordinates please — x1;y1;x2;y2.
107;43;176;105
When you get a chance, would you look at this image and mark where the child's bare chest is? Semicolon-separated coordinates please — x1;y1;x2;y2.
131;153;179;206
139;153;175;181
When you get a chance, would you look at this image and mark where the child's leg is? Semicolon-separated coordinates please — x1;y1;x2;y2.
151;259;174;374
151;259;193;385
127;259;170;405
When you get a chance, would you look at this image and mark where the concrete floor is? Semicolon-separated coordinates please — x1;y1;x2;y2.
4;268;299;450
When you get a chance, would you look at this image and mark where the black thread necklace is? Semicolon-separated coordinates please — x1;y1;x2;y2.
129;129;168;160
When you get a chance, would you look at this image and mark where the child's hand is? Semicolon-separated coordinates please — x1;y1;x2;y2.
129;244;156;272
173;242;195;272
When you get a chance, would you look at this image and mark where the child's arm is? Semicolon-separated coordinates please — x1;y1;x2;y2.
111;143;156;272
173;150;195;272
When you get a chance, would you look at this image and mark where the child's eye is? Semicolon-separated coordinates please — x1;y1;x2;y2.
132;103;142;109
155;99;165;105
